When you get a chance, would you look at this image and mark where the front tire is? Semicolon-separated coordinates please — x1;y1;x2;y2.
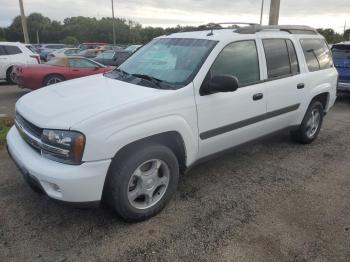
104;144;179;222
290;101;324;144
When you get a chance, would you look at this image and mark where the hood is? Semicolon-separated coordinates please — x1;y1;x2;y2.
16;74;166;130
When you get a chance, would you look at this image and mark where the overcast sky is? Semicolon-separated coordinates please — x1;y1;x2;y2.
0;0;349;32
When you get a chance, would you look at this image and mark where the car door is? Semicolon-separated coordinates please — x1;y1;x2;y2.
194;40;267;158
0;45;9;79
68;58;101;79
259;38;307;133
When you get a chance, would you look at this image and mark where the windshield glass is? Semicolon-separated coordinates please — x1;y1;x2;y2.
111;38;217;88
332;45;350;60
46;58;66;67
96;52;114;59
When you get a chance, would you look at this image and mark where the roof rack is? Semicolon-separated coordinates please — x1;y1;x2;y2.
235;25;318;35
205;22;260;36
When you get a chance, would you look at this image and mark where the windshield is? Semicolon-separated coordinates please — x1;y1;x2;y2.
96;52;115;59
332;45;350;60
108;38;217;89
46;58;66;67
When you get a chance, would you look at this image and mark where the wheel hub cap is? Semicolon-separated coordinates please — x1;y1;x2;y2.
127;159;170;210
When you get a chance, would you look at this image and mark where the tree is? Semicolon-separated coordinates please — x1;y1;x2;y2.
344;29;350;42
0;28;6;41
63;36;79;46
317;28;343;44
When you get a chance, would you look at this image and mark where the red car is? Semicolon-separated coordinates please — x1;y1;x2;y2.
13;56;114;90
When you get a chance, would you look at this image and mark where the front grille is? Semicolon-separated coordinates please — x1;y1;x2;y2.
15;113;43;153
15;113;43;139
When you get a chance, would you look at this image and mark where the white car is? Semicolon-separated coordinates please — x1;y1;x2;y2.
0;42;40;84
7;25;338;221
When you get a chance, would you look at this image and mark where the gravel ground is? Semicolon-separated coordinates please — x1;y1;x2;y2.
1;84;350;261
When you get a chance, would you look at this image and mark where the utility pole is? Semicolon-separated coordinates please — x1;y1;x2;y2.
260;0;264;25
269;0;280;26
19;0;30;43
344;20;347;39
111;0;116;46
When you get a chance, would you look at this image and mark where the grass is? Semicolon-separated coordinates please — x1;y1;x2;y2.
0;117;13;149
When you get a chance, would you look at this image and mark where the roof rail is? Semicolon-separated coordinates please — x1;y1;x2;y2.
235;25;318;35
204;22;260;36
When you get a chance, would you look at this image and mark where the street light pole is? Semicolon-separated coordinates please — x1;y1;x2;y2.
111;0;116;46
19;0;30;43
260;0;264;25
269;0;280;26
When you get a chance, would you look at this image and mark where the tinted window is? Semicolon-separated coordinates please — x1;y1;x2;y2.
4;45;22;55
0;46;7;56
263;39;291;78
300;39;333;72
286;40;299;74
69;58;98;68
209;40;260;85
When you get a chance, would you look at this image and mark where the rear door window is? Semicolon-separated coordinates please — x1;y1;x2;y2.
300;39;333;72
286;40;299;74
263;39;295;79
3;45;22;55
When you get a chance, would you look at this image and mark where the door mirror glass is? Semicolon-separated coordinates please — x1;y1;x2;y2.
200;75;239;95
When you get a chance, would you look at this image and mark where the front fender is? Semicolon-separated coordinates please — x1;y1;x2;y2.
82;115;198;166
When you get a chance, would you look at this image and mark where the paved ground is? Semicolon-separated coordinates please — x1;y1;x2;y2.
1;84;350;261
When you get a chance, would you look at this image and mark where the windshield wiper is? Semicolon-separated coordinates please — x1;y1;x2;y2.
131;73;164;88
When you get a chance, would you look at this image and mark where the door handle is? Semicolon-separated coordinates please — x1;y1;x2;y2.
253;93;264;101
297;83;305;89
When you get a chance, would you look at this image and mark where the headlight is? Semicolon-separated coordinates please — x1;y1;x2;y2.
41;129;85;165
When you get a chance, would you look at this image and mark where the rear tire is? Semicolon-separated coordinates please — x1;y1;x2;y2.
290;101;324;144
43;74;65;86
104;144;179;222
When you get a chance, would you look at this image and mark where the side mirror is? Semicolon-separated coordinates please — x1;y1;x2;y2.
200;75;239;96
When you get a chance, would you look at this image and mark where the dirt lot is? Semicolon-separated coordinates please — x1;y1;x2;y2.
1;84;350;261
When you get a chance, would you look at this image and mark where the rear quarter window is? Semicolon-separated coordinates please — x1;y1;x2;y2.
300;39;333;72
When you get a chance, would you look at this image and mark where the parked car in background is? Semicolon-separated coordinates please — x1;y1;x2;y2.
76;49;100;59
124;44;142;53
331;42;350;92
95;44;143;66
93;51;118;66
6;25;337;222
26;44;39;54
39;44;66;61
47;48;80;61
97;45;123;53
0;42;40;84
12;56;113;90
78;42;108;50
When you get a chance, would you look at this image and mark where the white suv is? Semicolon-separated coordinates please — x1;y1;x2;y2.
7;25;337;221
0;42;40;84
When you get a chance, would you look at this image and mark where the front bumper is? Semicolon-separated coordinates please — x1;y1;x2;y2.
6;126;111;204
